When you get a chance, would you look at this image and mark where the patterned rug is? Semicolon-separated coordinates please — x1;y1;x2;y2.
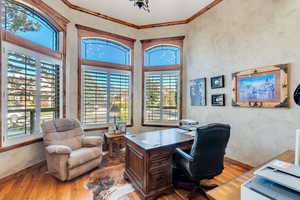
87;150;135;200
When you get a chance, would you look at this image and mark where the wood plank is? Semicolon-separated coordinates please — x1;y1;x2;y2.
208;150;295;200
0;153;250;200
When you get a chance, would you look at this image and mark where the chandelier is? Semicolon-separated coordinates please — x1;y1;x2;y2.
130;0;150;12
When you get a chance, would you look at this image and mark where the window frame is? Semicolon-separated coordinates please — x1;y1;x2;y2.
141;36;184;127
1;41;63;147
0;0;69;151
76;24;135;131
81;65;132;129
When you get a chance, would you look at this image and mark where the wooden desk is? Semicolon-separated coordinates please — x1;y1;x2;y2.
208;150;295;200
124;129;194;200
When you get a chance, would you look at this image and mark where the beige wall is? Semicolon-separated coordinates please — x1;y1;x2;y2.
185;0;300;166
0;0;186;179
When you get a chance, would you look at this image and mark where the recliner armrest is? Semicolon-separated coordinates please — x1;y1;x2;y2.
81;136;103;147
175;148;194;162
46;145;72;155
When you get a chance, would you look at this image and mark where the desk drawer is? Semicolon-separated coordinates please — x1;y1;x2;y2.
150;148;171;160
148;168;170;191
150;156;171;169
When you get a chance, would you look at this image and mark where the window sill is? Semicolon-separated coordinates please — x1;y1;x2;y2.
84;124;133;132
142;123;179;128
0;137;43;153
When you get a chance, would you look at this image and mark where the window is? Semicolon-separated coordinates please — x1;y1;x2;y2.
144;46;180;66
142;37;184;126
2;0;59;50
0;0;65;147
77;27;135;130
81;39;130;65
81;66;131;128
2;43;62;146
144;71;180;124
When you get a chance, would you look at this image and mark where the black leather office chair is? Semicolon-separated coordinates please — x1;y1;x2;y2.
173;123;231;200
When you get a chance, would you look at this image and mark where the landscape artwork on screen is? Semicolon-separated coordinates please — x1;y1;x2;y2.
238;74;277;101
232;64;289;108
190;78;206;106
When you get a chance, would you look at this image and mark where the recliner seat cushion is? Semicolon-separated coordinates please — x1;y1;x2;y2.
68;147;101;169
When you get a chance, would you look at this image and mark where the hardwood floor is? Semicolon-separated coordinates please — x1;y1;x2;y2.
0;159;250;200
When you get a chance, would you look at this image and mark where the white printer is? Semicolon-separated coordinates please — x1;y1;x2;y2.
241;160;300;200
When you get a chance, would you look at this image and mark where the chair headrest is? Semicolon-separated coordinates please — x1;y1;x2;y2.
41;118;81;134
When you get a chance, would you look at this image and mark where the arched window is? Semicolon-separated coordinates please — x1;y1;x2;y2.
142;37;184;126
1;0;67;147
2;0;59;50
144;45;180;66
81;39;131;65
77;25;135;129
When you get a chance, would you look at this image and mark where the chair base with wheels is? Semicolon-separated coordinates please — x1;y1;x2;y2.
173;167;217;200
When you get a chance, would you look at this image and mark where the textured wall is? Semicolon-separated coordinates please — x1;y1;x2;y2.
185;0;300;166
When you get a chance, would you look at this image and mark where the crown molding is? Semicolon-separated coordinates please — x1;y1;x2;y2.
61;0;223;29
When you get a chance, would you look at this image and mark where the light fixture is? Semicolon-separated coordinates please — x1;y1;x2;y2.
129;0;150;12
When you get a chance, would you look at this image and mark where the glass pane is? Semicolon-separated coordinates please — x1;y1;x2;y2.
81;39;130;65
7;52;36;137
109;72;130;124
2;0;59;50
83;68;131;127
83;69;109;126
40;61;60;123
145;73;161;121
144;46;180;66
144;71;179;122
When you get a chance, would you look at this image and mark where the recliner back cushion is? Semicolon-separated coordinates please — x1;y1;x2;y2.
42;119;83;150
43;127;83;150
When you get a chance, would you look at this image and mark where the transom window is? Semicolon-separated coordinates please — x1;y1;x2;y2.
2;0;59;50
81;39;131;65
144;45;180;66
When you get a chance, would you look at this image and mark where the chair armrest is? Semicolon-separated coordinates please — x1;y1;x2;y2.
82;136;103;147
175;148;194;162
46;145;72;155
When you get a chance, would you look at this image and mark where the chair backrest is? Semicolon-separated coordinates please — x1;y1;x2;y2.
41;119;83;150
189;123;231;179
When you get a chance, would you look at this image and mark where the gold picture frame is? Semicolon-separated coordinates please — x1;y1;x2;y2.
232;64;289;108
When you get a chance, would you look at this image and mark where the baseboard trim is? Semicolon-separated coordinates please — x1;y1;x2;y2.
0;160;46;184
225;157;253;170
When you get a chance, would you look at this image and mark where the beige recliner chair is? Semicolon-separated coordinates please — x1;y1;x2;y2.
41;119;103;181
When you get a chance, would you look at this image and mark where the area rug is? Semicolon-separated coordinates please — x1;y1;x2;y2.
87;164;135;200
87;150;135;200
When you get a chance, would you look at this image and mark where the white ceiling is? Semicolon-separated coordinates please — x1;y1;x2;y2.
68;0;215;25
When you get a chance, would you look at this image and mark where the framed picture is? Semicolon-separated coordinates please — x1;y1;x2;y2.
211;75;225;89
190;78;206;106
117;122;127;133
212;94;225;106
232;64;289;108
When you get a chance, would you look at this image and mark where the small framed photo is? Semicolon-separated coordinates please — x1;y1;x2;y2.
212;94;225;106
117;122;127;133
211;75;225;89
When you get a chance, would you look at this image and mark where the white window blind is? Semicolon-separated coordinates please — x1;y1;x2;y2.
144;71;180;125
2;42;62;146
82;66;131;128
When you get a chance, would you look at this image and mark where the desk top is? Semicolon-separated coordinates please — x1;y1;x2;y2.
124;128;194;150
208;150;295;200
